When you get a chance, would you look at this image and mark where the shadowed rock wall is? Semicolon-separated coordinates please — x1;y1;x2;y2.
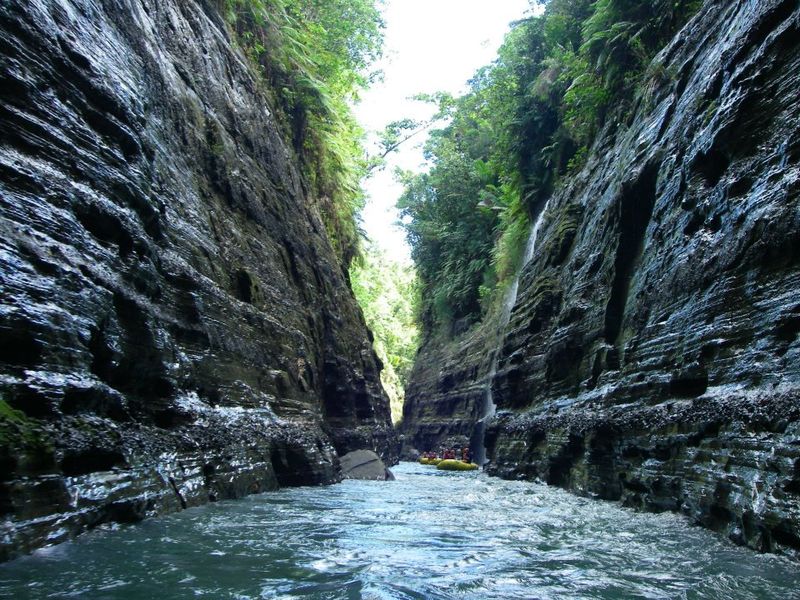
403;0;800;557
400;323;486;455
0;0;396;561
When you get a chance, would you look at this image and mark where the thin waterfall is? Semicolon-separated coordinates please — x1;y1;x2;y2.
474;199;551;466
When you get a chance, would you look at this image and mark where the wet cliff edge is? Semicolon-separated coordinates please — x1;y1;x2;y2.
402;0;800;558
0;0;398;561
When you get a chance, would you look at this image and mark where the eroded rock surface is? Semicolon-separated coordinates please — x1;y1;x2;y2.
403;0;800;557
0;0;396;561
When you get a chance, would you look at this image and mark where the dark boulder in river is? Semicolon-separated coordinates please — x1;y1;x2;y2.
0;0;396;561
401;0;800;559
339;450;394;481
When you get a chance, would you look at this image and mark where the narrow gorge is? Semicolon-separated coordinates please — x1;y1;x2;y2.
1;0;799;588
402;0;800;559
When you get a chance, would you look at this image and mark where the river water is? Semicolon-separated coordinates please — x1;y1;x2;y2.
2;463;798;599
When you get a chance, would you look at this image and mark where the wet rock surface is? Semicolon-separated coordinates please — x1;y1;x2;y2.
339;449;393;481
403;0;800;557
0;0;396;561
400;319;500;459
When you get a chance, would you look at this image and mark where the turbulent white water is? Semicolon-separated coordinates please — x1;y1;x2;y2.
2;462;797;599
475;199;551;465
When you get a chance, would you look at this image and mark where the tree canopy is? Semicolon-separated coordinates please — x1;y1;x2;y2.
350;246;419;423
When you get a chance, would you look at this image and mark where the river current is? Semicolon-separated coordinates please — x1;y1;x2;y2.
2;462;798;599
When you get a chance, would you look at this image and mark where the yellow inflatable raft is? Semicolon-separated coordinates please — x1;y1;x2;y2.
436;459;479;471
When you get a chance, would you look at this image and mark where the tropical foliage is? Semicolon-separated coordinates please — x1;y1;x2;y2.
220;0;384;266
350;245;420;423
399;0;702;339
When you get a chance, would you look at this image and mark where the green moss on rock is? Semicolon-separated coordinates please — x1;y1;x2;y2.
0;399;55;474
545;203;583;267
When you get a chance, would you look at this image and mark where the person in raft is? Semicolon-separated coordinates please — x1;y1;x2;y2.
461;447;471;463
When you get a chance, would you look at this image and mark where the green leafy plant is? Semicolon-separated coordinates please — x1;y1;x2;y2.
220;0;384;266
398;0;703;341
350;245;420;423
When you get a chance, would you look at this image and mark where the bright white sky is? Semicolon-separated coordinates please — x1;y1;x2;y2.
354;0;532;263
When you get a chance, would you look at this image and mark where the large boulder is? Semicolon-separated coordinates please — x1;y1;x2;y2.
339;450;394;481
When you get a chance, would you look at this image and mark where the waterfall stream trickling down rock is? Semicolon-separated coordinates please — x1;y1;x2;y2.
474;199;551;465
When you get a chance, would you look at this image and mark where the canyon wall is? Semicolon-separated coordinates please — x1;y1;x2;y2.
402;0;800;557
0;0;396;561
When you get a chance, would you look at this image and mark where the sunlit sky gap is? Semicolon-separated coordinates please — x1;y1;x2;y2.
355;0;534;263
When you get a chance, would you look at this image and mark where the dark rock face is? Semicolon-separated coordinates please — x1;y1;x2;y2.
0;0;396;561
403;0;800;558
400;321;500;458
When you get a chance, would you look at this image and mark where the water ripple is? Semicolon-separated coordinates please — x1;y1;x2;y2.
1;462;798;599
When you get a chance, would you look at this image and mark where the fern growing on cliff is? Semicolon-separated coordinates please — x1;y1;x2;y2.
220;0;384;266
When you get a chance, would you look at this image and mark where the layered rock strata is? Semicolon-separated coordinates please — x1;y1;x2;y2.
0;0;395;561
403;0;800;557
400;319;499;458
